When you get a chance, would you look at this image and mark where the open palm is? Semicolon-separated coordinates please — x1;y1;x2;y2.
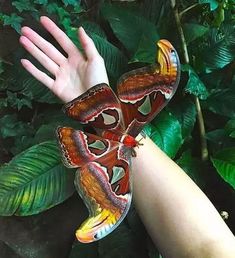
20;16;109;103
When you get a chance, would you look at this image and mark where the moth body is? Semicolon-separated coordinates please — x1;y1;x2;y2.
102;130;137;148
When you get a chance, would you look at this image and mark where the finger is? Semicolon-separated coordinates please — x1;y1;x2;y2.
40;16;83;59
20;36;59;76
78;27;101;61
21;59;54;89
21;26;67;65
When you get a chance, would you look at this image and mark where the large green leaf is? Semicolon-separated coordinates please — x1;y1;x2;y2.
170;99;197;139
202;24;235;70
21;77;61;104
183;23;209;44
131;33;158;63
101;4;159;62
0;141;75;216
90;33;128;82
82;21;107;39
143;111;183;158
202;89;235;118
199;0;219;11
206;129;235;154
211;147;235;189
141;0;166;25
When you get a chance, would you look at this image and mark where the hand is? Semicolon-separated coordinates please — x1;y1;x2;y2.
19;16;109;103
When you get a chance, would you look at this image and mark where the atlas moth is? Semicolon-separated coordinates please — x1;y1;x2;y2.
56;39;180;243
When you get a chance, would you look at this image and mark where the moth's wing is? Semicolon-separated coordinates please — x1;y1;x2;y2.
56;126;118;168
63;83;124;132
117;39;180;137
74;145;132;243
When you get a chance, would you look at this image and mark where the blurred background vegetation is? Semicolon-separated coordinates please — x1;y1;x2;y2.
0;0;235;257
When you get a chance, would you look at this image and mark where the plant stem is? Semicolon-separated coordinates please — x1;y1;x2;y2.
195;96;208;161
170;0;209;161
179;3;200;17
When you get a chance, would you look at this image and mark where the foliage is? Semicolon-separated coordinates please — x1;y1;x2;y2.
0;0;235;257
0;141;75;216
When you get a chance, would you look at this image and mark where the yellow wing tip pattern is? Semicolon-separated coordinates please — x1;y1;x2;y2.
156;39;179;77
76;209;119;243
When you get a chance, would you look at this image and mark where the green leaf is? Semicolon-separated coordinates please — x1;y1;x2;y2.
82;21;107;39
56;7;70;22
230;131;235;138
0;141;75;216
225;119;235;138
170;99;197;139
46;3;59;14
33;124;59;143
12;0;37;12
102;4;159;61
211;147;235;189
183;64;209;100
130;33;158;63
177;151;206;188
2;13;23;33
199;0;219;11
6;91;32;110
62;0;80;6
202;89;235;118
0;114;32;139
202;24;235;70
206;129;235;153
183;23;209;44
21;77;61;104
91;34;128;81
144;111;183;158
141;0;166;26
10;135;36;155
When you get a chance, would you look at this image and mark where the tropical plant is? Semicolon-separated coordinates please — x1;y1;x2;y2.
0;0;234;257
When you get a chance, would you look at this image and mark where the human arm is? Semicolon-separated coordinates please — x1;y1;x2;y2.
133;136;235;257
20;16;235;257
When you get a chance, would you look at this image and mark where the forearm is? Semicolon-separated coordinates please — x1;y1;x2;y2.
133;136;235;257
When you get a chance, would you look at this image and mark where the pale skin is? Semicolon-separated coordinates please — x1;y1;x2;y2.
20;16;235;258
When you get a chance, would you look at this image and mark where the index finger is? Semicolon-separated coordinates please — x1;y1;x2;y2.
40;16;82;58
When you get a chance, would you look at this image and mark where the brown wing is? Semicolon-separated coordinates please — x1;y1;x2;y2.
117;39;180;137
